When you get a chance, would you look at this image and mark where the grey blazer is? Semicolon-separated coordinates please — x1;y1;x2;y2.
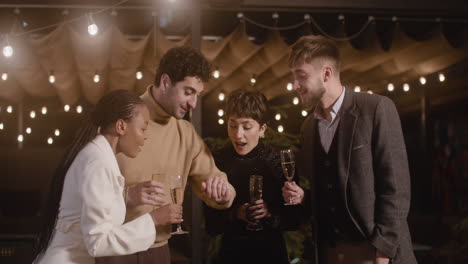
298;89;417;264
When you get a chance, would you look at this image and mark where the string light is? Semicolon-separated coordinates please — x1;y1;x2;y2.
93;73;100;83
419;76;426;85
217;109;224;117
439;73;445;82
17;134;24;142
54;129;60;136
387;83;394;92
218;92;225;101
7;105;13;113
286;82;293;91
47;137;54;144
49;73;55;83
277;125;284;133
41;106;47;115
2;44;13;58
64;104;70;112
403;83;410;92
250;74;256;85
218;119;224;125
293;97;299;105
354;86;361;92
76;105;83;113
26;127;32;134
1;73;7;81
87;14;99;36
367;90;373;94
301;110;308;117
30;110;36;119
275;113;281;120
213;69;220;79
0;123;3;130
136;71;143;80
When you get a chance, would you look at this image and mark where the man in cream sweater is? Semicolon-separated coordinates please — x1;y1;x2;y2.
96;47;236;264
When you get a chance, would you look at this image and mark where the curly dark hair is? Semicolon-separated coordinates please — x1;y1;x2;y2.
226;89;269;125
154;46;211;86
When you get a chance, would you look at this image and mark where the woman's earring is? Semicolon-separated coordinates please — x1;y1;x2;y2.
259;133;265;139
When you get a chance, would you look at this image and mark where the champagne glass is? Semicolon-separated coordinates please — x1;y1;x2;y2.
246;175;263;231
280;149;296;205
170;175;188;235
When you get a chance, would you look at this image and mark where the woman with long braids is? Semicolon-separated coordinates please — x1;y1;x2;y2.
33;89;183;264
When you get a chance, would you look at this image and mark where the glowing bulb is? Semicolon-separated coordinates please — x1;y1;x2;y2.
88;23;98;36
1;73;7;81
286;82;293;91
0;123;4;130
3;45;13;57
26;127;32;134
301;110;308;117
354;86;361;92
93;73;100;83
213;69;220;79
54;129;60;136
439;73;445;82
250;75;256;85
218;92;225;101
419;77;426;85
47;137;54;144
41;106;47;115
218;119;224;125
367;90;373;94
293;97;299;105
277;125;284;133
64;104;70;112
387;83;394;92
49;74;55;83
76;105;83;113
275;114;281;120
136;71;143;80
17;134;23;142
403;83;410;92
217;109;224;117
7;105;13;113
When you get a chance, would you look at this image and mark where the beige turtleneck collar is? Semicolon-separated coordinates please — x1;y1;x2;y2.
140;84;173;124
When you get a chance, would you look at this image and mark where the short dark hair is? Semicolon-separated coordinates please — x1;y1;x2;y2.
289;35;341;71
154;46;211;86
226;89;269;125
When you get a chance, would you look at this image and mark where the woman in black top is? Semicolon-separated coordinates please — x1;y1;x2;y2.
204;89;299;264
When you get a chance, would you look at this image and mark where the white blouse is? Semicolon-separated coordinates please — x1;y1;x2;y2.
36;135;156;264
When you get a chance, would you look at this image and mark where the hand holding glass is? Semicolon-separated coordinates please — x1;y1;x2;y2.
170;175;188;235
280;149;296;205
246;175;263;231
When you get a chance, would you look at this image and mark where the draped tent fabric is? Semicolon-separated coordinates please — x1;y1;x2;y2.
0;21;467;111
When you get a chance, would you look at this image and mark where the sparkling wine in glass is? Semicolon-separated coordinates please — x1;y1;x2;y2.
246;175;263;231
280;149;296;205
170;175;188;235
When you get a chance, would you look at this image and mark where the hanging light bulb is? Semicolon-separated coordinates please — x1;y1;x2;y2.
367;90;373;94
419;77;426;85
301;110;308;117
387;83;394;92
218;92;225;101
26;127;32;134
64;104;70;112
87;14;99;36
49;73;55;83
30;110;36;119
293;97;299;105
403;83;410;92
47;137;54;145
93;73;100;83
354;86;361;92
218;119;224;125
7;105;13;113
1;73;7;81
0;123;4;130
2;45;13;58
250;74;256;85
17;134;23;142
54;129;60;136
277;125;284;133
76;105;83;114
213;69;220;79
136;71;143;80
438;73;445;82
275;113;281;121
286;82;293;91
217;109;224;117
41;106;47;115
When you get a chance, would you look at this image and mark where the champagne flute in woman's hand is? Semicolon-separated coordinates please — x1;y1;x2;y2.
170;175;188;235
280;149;296;205
246;175;263;231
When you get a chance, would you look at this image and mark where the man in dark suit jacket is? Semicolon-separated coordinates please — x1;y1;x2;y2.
282;35;417;264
